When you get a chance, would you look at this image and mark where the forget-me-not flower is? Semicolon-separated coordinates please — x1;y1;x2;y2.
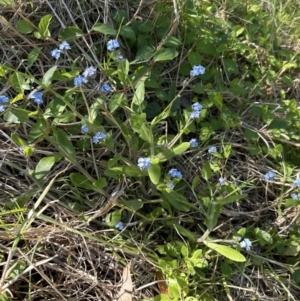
169;168;182;179
81;125;89;134
100;83;112;93
167;181;174;190
208;146;217;153
0;95;9;104
115;54;124;61
219;178;226;186
138;157;151;171
83;66;97;79
115;221;124;231
190;65;205;77
189;138;199;148
264;171;276;181
189;102;202;119
92;132;107;144
74;75;86;87
0;105;5;112
240;238;252;251
293;179;300;188
59;41;71;50
30;92;44;105
107;39;120;51
51;49;61;59
291;193;299;200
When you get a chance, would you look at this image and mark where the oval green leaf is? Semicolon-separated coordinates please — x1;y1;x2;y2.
153;48;178;62
205;242;246;262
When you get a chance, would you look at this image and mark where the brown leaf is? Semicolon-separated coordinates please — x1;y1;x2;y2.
155;272;169;296
113;262;133;301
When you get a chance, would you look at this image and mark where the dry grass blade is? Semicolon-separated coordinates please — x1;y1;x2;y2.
114;261;133;301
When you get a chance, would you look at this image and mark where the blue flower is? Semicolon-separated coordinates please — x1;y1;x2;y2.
293;179;300;188
190;65;205;77
189;138;198;148
264;171;276;181
208;146;217;153
169;168;182;179
59;41;71;50
30;92;44;105
219;178;226;186
167;181;174;190
51;48;61;59
74;75;86;87
115;221;124;231
83;66;97;78
189;102;202;119
81;125;89;134
0;95;9;104
291;193;299;200
190;110;200;119
107;39;120;51
0;105;5;112
137;157;151;171
92;132;107;144
192;102;203;112
100;83;112;93
240;238;252;251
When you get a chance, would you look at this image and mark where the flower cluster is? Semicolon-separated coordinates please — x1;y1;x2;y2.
169;168;182;179
291;193;299;200
208;146;217;154
219;177;226;186
189;138;199;148
264;171;276;181
92;132;107;144
100;83;112;93
81;125;89;134
107;39;120;51
138;157;151;171
239;238;252;251
115;221;124;231
189;102;203;119
29;92;44;105
190;65;205;77
73;66;98;87
0;95;9;112
51;41;71;60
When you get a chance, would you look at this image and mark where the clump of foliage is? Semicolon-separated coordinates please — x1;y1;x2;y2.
1;0;300;300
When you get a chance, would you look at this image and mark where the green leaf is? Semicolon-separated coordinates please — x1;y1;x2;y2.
201;162;212;181
42;66;57;87
10;71;26;93
148;163;161;185
120;26;136;41
35;155;62;179
109;93;124;113
92;23;116;35
158;142;190;162
28;47;42;68
292;269;300;284
70;173;96;191
11;133;26;146
205;242;246;262
59;26;83;42
28;118;47;143
145;102;162;119
132;80;145;107
53;128;76;161
35;14;52;39
130;113;146;133
93;177;107;189
161;190;191;212
255;228;273;245
135;46;154;62
166;222;196;241
16;19;34;34
3;108;31;123
107;166;143;177
165;36;182;47
223;144;232;159
153;48;178;62
216;194;247;205
119;199;144;211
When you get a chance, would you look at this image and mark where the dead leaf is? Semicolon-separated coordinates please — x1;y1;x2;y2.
155;271;169;296
113;261;133;301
